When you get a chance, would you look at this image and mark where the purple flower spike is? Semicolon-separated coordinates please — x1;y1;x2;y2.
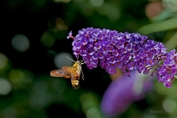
100;71;154;117
157;49;177;88
67;27;177;88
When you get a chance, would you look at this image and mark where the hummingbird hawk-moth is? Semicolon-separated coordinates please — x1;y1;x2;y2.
50;57;84;89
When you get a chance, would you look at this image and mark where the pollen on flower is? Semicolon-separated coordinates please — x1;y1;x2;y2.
67;27;177;88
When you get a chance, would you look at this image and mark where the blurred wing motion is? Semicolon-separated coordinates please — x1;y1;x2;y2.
50;68;71;78
50;60;84;89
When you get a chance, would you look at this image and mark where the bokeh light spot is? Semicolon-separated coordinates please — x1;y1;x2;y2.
54;52;73;68
30;81;52;108
56;17;68;30
48;17;68;31
0;78;11;95
163;98;176;113
145;2;163;18
97;3;120;21
2;107;16;118
0;53;8;70
86;108;100;118
9;69;24;84
41;31;55;47
80;93;99;114
90;0;103;7
11;34;30;52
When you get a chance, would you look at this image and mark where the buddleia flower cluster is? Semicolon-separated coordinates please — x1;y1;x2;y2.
67;27;177;88
100;71;154;117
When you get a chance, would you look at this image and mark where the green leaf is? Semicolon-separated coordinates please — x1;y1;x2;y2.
151;10;174;22
138;18;177;35
174;75;177;79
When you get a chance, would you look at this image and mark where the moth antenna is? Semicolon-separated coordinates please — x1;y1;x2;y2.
66;56;75;62
80;60;84;65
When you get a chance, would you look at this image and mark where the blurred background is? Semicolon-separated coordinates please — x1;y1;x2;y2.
0;0;177;118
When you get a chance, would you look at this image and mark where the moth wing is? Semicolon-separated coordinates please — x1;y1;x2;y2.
50;69;71;78
62;66;73;73
62;66;79;79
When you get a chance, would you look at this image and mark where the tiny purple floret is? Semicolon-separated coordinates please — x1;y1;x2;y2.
67;31;73;39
